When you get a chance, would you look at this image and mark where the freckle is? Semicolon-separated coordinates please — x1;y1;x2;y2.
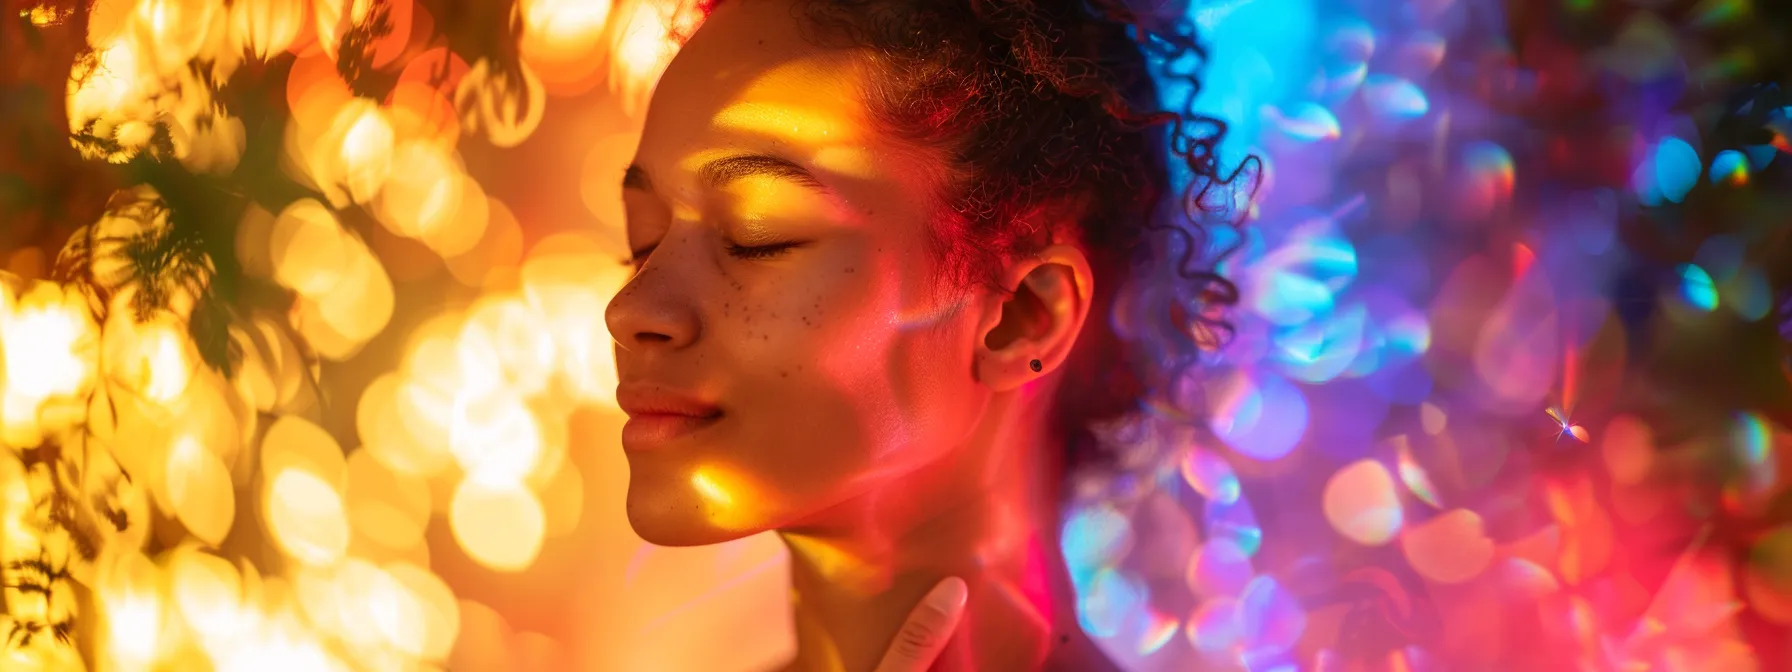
780;371;788;379
844;267;855;274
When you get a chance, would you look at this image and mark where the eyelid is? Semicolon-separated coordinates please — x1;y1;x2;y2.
724;240;803;260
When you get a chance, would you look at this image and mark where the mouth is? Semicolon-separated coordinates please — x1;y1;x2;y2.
621;411;724;450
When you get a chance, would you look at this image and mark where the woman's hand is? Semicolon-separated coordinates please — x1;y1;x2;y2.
871;577;969;672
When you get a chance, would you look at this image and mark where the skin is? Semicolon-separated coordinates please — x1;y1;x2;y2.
605;1;1121;669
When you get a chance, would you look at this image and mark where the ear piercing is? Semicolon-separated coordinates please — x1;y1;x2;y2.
1029;359;1043;372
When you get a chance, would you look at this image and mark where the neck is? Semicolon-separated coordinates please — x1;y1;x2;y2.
776;379;1100;672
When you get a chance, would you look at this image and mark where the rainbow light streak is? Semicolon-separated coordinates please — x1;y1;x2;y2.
1732;412;1773;486
1461;141;1517;206
1395;439;1443;509
1265;102;1342;142
1180;448;1242;505
1709;149;1751;185
1137;608;1181;655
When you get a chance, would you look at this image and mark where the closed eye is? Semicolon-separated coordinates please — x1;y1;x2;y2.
725;241;803;260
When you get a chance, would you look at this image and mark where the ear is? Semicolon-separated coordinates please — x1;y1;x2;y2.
972;244;1095;391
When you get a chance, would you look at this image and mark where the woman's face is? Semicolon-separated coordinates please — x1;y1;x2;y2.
605;0;993;546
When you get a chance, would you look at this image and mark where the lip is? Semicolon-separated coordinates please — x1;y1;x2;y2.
622;413;724;449
617;384;723;450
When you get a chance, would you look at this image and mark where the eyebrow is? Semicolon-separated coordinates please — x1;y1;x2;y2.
622;154;832;194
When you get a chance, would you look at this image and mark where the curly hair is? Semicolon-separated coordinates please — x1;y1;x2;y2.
698;0;1254;468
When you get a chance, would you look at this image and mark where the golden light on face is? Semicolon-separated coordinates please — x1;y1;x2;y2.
609;0;983;546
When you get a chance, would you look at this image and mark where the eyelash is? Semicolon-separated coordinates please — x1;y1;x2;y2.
626;241;801;266
724;241;801;260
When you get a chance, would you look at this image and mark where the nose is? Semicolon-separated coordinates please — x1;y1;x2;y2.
605;258;702;352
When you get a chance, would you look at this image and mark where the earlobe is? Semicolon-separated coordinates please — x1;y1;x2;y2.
972;244;1094;391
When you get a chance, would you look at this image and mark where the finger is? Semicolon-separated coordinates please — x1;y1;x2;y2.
872;576;969;672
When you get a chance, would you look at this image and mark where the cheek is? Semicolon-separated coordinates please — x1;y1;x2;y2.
732;251;979;471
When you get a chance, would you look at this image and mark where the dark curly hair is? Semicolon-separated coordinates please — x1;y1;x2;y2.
698;0;1255;469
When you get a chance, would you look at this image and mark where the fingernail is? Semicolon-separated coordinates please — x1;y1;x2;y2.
931;576;968;610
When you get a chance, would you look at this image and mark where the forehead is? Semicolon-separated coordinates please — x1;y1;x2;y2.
635;0;961;209
642;0;871;160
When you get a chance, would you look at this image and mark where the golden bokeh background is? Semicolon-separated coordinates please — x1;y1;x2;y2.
0;1;793;669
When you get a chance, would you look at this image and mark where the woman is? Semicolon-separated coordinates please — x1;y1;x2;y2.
604;0;1239;669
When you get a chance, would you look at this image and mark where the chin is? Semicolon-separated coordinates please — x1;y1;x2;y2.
623;477;768;547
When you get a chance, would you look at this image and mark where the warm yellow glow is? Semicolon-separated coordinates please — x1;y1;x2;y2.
98;551;163;669
1;282;97;402
65;36;153;144
384;562;459;661
615;2;678;83
424;172;491;258
448;481;545;572
690;470;736;508
24;5;62;26
167;546;245;643
232;0;308;60
166;434;237;546
711;102;861;146
449;387;544;488
265;468;351;567
131;0;224;75
457;59;548;149
324;100;396;206
0;281;98;447
261;415;347;487
345;448;430;552
357;373;454;478
685;464;778;534
540;461;584;539
521;0;612;53
443;194;523;288
270;198;350;296
519;239;627;407
103;314;196;403
374;140;462;240
465;297;557;396
314;231;394;345
518;0;612;92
